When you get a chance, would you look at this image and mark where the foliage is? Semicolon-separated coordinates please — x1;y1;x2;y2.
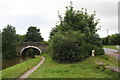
50;3;100;38
50;27;58;37
49;2;104;63
102;33;120;45
97;64;119;78
94;46;105;55
2;25;45;59
2;25;18;59
50;31;87;63
41;41;49;46
21;48;40;57
16;34;25;44
102;36;109;45
25;26;43;42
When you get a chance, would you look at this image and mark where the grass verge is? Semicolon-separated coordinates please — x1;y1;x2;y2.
1;56;41;79
103;45;118;49
28;54;119;78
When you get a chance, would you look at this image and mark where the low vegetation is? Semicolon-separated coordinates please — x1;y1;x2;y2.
1;56;41;79
103;45;118;49
27;54;119;78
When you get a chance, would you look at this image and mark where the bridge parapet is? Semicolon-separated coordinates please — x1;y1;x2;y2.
17;42;47;55
19;42;45;46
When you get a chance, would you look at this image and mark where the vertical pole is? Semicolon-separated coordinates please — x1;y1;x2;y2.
118;2;120;53
107;29;109;36
107;29;109;45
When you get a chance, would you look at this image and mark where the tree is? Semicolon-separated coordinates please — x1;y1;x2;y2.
50;27;58;37
16;34;25;44
2;25;17;59
50;2;100;38
49;2;104;63
102;33;120;45
25;26;43;42
50;3;102;48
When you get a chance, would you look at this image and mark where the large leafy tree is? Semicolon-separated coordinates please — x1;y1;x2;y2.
49;2;104;63
2;25;17;59
50;2;100;38
50;2;102;45
25;26;43;42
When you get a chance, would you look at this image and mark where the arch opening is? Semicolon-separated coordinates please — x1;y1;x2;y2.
20;46;42;56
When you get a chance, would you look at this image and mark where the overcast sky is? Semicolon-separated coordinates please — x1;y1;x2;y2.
0;0;119;41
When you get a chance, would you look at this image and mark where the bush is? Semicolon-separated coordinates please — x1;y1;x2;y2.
49;30;104;63
81;43;104;56
48;3;104;63
94;46;105;55
49;31;87;63
84;44;104;56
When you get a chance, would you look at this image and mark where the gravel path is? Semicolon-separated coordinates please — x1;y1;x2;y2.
17;56;45;80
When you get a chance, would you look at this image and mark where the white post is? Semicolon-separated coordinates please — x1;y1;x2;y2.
92;50;95;56
116;45;120;54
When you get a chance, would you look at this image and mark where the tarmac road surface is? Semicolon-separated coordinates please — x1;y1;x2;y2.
103;48;120;60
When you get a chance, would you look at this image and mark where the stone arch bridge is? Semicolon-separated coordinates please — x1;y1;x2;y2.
17;42;47;55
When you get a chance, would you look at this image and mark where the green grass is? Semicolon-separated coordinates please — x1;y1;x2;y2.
28;54;119;78
1;56;41;79
92;55;120;67
103;45;118;49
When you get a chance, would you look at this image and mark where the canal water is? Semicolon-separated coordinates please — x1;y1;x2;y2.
2;56;34;70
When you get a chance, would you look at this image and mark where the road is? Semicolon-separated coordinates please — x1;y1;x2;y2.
103;48;120;60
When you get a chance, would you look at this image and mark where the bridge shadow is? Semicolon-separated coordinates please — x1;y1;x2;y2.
21;47;41;57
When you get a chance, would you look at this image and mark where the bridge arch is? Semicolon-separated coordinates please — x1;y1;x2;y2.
20;46;42;55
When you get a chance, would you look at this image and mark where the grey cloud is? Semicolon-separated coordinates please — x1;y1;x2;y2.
74;2;118;18
0;0;119;40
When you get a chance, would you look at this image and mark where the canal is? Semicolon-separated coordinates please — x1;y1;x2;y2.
1;48;41;70
2;56;34;70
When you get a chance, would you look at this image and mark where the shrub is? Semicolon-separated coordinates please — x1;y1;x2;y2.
84;44;104;56
48;2;104;63
49;31;86;63
49;30;104;63
94;46;105;55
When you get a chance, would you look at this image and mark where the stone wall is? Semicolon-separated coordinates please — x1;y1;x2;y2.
17;42;47;55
